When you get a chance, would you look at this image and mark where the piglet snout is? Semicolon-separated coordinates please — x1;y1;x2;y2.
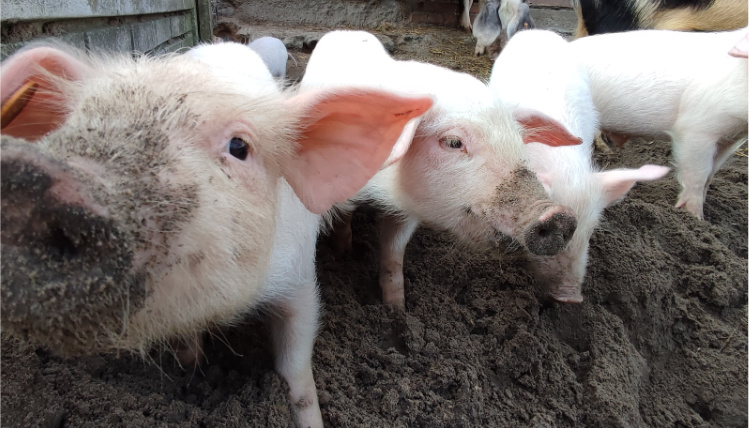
524;206;577;256
1;139;142;356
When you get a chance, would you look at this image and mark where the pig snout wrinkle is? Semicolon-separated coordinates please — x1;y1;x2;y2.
524;211;577;256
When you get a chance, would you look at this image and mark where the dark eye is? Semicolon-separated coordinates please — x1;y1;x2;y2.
228;137;249;160
440;136;464;150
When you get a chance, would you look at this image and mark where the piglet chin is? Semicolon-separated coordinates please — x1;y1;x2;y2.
549;285;584;303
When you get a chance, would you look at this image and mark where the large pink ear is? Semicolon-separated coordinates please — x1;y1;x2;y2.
283;89;433;214
514;108;582;147
1;46;90;140
596;164;670;205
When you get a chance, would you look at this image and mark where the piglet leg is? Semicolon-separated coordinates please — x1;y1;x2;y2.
711;137;748;186
270;280;323;428
673;131;720;220
378;214;419;309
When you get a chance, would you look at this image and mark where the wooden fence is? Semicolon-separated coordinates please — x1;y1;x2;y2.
1;0;213;59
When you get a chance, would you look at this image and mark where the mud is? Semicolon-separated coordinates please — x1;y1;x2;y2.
2;17;747;428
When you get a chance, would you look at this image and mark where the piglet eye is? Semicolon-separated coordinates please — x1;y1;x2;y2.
440;136;464;150
228;137;250;160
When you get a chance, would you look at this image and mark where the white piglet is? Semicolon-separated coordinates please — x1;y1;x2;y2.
248;36;289;79
0;42;432;427
301;31;585;308
490;30;669;302
570;28;748;219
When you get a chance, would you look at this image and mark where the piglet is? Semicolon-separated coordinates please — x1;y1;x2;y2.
0;42;432;427
248;36;289;79
570;28;748;219
490;30;669;302
301;31;582;308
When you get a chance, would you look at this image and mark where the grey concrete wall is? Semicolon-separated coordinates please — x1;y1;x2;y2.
229;0;415;29
1;0;213;59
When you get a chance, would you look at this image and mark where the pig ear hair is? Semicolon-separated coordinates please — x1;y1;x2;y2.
597;164;670;205
1;44;91;140
283;89;433;214
513;108;582;147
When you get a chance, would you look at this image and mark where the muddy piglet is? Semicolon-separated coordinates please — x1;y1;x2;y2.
301;31;582;308
490;30;669;302
0;42;432;428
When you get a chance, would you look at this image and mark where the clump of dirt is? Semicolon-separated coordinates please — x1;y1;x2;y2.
2;23;747;428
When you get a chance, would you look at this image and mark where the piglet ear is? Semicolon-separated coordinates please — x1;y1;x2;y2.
283;89;433;214
381;117;421;169
596;164;670;205
514;108;582;147
1;46;90;140
728;31;748;58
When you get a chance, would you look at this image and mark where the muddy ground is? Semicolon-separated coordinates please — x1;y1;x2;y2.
2;18;748;428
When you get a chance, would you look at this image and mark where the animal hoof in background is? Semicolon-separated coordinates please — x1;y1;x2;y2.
460;17;473;32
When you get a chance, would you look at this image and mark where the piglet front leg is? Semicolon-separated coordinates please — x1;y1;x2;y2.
378;214;420;309
270;280;323;428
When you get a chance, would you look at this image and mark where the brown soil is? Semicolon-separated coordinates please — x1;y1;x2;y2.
2;24;747;428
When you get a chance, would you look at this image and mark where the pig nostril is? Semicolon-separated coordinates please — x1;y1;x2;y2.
46;227;81;260
525;212;577;257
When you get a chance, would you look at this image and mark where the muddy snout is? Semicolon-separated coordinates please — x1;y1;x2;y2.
523;206;577;256
1;139;143;355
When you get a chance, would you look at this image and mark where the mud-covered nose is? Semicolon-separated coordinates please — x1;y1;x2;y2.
524;210;577;256
1;144;112;261
1;139;144;356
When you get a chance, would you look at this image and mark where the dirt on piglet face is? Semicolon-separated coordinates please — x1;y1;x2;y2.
1;136;146;356
1;52;289;355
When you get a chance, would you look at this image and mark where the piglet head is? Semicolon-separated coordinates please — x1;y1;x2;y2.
395;89;580;258
531;164;670;303
1;43;432;355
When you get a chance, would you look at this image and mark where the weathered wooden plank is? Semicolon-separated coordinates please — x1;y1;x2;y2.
151;33;196;55
131;16;177;53
171;13;194;39
84;24;134;52
195;0;214;43
2;0;195;21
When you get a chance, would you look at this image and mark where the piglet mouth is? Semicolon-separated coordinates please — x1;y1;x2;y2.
1;139;145;356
